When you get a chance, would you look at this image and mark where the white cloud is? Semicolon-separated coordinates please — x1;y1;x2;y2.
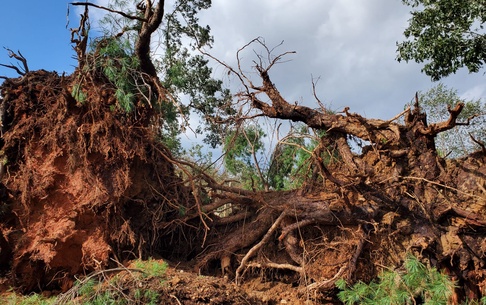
460;84;486;101
198;0;485;120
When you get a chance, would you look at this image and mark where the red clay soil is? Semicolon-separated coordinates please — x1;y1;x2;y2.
0;70;198;292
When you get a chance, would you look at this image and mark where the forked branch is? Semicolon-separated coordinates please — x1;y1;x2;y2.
0;48;29;77
417;102;465;136
70;5;89;65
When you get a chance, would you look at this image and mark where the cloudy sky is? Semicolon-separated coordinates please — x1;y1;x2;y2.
1;1;485;122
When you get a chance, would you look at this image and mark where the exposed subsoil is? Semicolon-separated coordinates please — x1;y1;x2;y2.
0;70;199;293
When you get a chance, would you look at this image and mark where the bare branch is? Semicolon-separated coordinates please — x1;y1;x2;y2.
418;102;464;136
469;133;486;154
0;64;23;76
70;2;147;22
0;48;29;75
70;5;89;65
311;76;328;113
235;211;287;285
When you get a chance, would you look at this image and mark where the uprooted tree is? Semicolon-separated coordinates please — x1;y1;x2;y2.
1;1;486;302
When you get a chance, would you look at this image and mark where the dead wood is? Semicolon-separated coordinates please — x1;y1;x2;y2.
192;38;486;302
0;48;29;77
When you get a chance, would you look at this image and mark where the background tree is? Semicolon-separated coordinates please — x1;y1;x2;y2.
223;122;333;191
224;124;268;190
267;124;331;190
415;83;486;158
397;0;486;80
267;126;308;190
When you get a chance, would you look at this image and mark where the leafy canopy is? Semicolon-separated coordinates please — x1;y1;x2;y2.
86;0;232;152
224;124;267;191
397;0;486;80
224;123;330;191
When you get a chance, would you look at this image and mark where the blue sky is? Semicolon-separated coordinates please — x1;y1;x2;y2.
1;1;485;123
0;2;81;78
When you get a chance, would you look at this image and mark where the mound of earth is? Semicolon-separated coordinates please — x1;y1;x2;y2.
0;70;200;292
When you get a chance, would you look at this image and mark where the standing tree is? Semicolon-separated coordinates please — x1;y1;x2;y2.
397;0;486;80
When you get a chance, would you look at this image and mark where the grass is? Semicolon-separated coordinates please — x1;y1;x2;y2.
1;293;55;305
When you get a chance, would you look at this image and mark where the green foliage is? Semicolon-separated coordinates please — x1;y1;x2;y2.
337;255;455;305
92;37;141;113
83;291;122;305
2;293;55;305
224;125;267;190
94;0;231;150
416;83;486;158
156;101;184;154
65;259;167;304
268;138;305;190
267;124;318;190
183;144;213;167
77;278;97;297
224;123;332;191
161;0;234;148
397;0;486;80
71;83;87;104
134;289;159;305
133;258;168;278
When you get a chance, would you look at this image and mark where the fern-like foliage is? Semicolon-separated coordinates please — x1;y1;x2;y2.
95;38;142;113
336;255;455;305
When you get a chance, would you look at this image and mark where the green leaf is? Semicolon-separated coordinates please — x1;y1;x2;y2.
398;0;486;80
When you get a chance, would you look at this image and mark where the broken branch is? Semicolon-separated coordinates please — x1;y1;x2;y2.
418;102;464;136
